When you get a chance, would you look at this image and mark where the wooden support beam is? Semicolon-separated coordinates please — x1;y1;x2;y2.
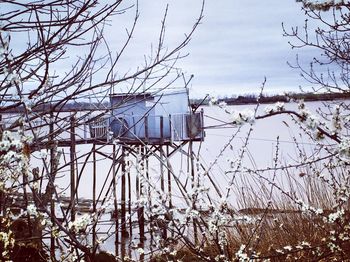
113;144;119;257
70;115;76;222
167;145;172;209
49;111;56;260
128;161;132;238
138;146;145;244
121;146;127;238
160;146;167;239
189;141;198;245
92;143;97;252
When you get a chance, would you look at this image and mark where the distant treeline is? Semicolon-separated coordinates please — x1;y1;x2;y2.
1;101;110;113
190;92;350;106
3;92;350;114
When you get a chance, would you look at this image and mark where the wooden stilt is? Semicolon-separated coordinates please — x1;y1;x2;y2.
160;146;167;239
136;147;141;240
166;145;172;209
120;146;127;259
113;144;119;257
160;146;165;192
138;146;145;262
128;157;132;238
22;155;32;237
92;143;97;252
2;90;206;262
189;141;198;245
70;115;76;222
0;189;3;219
138;146;145;245
145;146;154;256
166;145;174;239
0;115;4;220
49;111;56;260
121;146;127;238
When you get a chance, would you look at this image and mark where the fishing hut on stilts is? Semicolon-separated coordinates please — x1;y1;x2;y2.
88;89;205;258
0;87;205;260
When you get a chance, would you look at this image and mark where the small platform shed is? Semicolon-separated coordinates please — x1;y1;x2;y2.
90;89;204;144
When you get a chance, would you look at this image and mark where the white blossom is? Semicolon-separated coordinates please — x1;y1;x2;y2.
300;0;349;10
295;199;323;215
297;102;322;130
0;231;15;250
305;114;320;130
264;102;285;114
137;247;145;254
315;208;323;215
328;209;344;223
184;207;200;219
68;214;92;233
27;204;38;217
235;245;249;261
301;241;311;247
283;245;292;251
0;140;11;152
230;109;255;125
218;101;227;108
0;131;28;184
338;137;350;161
39;151;48;159
330;105;342;132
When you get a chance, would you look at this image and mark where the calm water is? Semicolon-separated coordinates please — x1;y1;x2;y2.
20;100;341;256
24;100;335;203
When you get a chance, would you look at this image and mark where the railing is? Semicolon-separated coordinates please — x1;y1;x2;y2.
89;117;109;139
171;111;204;141
89;111;204;144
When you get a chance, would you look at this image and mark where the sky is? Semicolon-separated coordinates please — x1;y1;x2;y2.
2;0;325;99
104;0;322;98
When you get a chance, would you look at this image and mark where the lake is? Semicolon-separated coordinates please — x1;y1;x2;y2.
4;99;343;257
21;100;337;207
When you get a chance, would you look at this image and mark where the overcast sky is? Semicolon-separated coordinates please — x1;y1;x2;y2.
4;0;322;97
183;0;311;97
4;0;321;99
104;0;322;98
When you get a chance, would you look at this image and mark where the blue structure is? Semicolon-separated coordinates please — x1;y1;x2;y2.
90;89;204;144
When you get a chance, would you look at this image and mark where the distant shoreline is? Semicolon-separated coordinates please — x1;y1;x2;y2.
2;92;350;114
190;92;350;107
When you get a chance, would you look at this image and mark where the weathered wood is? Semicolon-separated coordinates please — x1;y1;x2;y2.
138;146;145;243
0;114;3;218
128;165;132;238
70;115;76;222
120;148;127;259
92;143;97;252
121;147;127;239
167;145;172;209
160;146;167;239
49;112;56;260
189;141;198;245
112;144;119;257
1;99;205;261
